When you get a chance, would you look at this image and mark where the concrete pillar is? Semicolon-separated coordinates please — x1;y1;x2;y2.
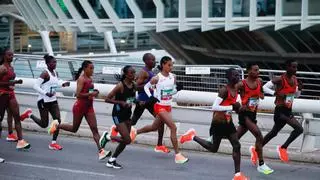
104;31;117;54
72;32;77;52
39;31;53;55
9;17;15;51
134;32;138;49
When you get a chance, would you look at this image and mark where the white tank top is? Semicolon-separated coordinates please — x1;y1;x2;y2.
38;69;59;103
154;72;175;106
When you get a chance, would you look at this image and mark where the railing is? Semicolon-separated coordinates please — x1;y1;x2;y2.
13;54;320;99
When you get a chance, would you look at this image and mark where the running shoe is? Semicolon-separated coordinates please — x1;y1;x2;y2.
106;160;122;169
249;146;258;166
154;145;170;153
99;131;110;148
0;157;4;163
16;139;31;150
277;145;289;162
20;108;32;121
48;120;59;135
179;128;196;144
49;143;63;150
175;153;188;164
98;149;111;161
6;133;18;142
130;127;137;143
233;172;249;180
257;163;274;175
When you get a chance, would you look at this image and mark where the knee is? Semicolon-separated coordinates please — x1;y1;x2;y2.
232;141;241;153
71;126;79;133
124;136;132;145
295;125;304;135
40;123;48;128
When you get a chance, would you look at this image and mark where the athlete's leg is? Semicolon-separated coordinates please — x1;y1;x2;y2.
131;103;145;126
6;108;13;135
157;112;179;153
228;133;241;174
262;119;286;147
112;120;132;158
244;117;264;164
58;114;83;133
29;100;49;128
194;135;222;153
236;125;248;140
48;102;61;141
8;97;23;140
281;116;303;149
137;116;162;134
85;111;102;150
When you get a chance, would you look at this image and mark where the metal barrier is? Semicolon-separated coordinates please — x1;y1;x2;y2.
13;54;320;99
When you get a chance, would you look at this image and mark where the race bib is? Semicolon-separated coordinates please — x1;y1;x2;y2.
160;88;174;105
50;85;58;94
285;94;295;108
248;97;259;111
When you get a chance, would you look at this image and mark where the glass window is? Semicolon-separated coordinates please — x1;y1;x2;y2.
136;0;156;18
109;0;134;18
209;0;225;17
283;0;301;16
88;0;109;19
163;0;178;18
186;0;201;17
72;0;89;19
0;16;10;49
233;0;249;17
309;0;320;15
257;0;275;16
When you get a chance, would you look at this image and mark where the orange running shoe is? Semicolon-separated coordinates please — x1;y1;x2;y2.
154;145;170;153
20;108;32;121
233;172;249;180
48;120;59;135
49;143;63;150
6;133;18;142
249;146;258;166
110;125;118;142
130;127;137;143
16;139;31;150
98;149;111;161
179;128;196;144
277;145;289;162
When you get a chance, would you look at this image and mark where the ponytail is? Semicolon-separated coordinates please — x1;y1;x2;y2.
75;60;92;80
114;65;132;82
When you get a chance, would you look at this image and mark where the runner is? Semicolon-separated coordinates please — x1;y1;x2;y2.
180;68;249;180
236;63;273;174
100;65;137;169
48;60;110;160
262;59;303;163
0;48;31;150
130;53;169;153
132;56;188;164
26;54;70;150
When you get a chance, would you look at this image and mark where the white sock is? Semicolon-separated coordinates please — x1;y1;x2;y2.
107;132;111;140
235;172;241;176
52;141;57;144
109;157;116;162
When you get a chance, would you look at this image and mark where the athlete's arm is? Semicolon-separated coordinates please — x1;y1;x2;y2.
33;71;49;95
144;76;158;98
212;86;233;111
259;78;265;99
135;70;148;91
263;76;281;95
105;83;128;107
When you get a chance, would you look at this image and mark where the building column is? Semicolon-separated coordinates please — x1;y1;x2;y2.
9;17;15;51
104;31;117;54
72;32;78;52
39;31;54;55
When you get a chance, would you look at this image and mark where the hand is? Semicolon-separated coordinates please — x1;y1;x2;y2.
46;92;55;97
148;96;160;105
15;79;23;84
90;90;99;97
176;82;183;91
232;102;241;113
62;82;70;87
298;80;303;91
119;101;130;108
